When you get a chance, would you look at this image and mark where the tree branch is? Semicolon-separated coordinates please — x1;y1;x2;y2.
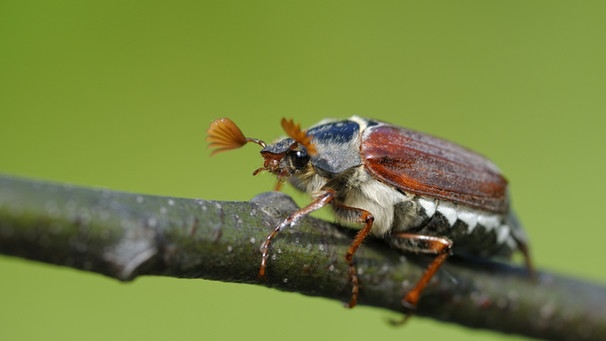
0;174;605;340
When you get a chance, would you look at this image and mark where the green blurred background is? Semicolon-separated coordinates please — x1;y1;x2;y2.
1;1;605;340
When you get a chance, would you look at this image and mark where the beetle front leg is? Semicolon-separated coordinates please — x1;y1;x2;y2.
258;190;335;278
391;233;453;309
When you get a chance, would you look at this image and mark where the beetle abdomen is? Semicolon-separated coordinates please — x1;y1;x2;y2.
396;196;520;257
333;170;519;258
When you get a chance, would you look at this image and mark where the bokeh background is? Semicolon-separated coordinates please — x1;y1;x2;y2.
1;1;605;340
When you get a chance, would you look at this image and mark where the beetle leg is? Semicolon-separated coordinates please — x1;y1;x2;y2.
512;234;537;281
391;233;453;309
507;213;537;280
258;190;335;278
331;203;375;309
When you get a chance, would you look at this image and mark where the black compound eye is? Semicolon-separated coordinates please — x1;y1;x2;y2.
291;149;310;169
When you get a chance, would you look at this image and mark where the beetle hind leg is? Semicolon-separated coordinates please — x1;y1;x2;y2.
512;233;536;281
391;233;453;309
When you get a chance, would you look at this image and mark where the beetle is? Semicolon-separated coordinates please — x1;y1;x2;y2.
206;116;534;311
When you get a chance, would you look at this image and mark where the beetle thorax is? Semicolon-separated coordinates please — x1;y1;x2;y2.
287;164;330;197
287;164;410;236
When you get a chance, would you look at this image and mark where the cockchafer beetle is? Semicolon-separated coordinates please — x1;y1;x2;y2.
206;116;534;313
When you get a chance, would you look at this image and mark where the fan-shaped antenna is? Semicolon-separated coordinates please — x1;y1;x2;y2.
207;118;266;155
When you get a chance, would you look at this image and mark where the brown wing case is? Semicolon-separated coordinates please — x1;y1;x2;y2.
361;125;509;213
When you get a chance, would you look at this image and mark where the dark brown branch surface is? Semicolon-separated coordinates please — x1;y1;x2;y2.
0;174;605;341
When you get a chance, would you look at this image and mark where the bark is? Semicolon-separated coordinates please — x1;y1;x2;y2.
0;174;604;340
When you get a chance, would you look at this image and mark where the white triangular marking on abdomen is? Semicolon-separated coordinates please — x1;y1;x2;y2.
417;197;436;217
436;201;457;226
457;210;478;232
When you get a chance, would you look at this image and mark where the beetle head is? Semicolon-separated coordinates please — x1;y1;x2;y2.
207;118;317;182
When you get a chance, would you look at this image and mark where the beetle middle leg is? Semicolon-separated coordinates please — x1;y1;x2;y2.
332;203;375;309
391;233;453;309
